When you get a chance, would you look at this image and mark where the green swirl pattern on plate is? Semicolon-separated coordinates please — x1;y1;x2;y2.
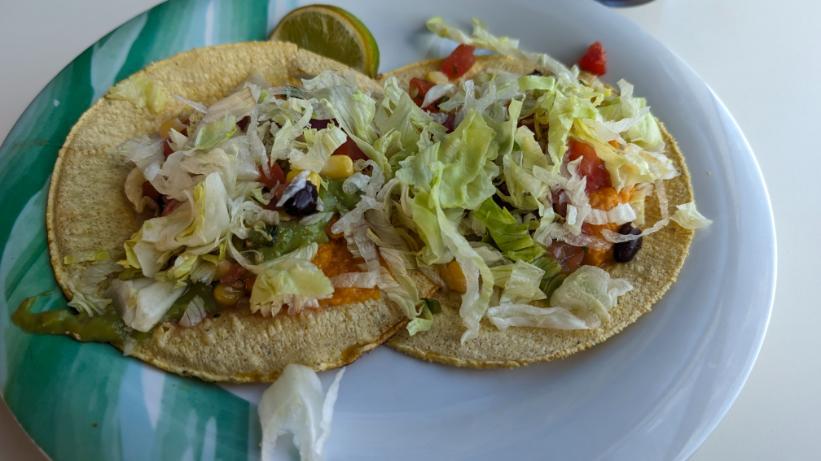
0;0;297;459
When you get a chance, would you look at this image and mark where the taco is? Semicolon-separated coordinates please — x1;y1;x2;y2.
381;18;712;367
22;41;438;382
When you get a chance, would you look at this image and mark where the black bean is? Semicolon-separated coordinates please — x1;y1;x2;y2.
613;222;643;263
236;116;251;132
283;182;318;216
309;119;332;130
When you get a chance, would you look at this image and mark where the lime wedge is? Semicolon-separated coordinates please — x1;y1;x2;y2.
270;4;380;77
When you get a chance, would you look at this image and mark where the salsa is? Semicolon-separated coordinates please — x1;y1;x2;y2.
312;239;380;306
441;44;476;79
12;296;126;345
578;41;607;76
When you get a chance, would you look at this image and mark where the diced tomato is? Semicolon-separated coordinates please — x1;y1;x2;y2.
443;112;457;133
162;139;174;157
142;181;160;201
551;190;569;218
161;198;180;216
409;77;436;107
548;242;585;273
567;138;611;193
258;163;286;189
219;263;249;285
578;41;607;76
243;274;256;293
441;44;476;80
332;137;368;161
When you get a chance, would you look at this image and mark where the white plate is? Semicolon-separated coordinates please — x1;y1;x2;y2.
0;0;775;459
256;1;776;459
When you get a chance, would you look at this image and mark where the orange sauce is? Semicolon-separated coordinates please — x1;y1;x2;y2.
583;187;633;267
312;239;380;306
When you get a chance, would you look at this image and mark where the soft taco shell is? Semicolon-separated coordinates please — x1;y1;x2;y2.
47;41;406;382
385;56;695;367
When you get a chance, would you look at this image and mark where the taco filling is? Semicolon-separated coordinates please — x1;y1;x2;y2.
383;18;712;344
381;18;711;361
109;74;393;333
21;17;710;376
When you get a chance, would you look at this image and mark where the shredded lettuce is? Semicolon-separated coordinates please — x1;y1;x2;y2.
671;201;712;229
109;278;186;332
124;173;230;279
290;125;347;172
530;255;566;299
270;98;314;161
176;173;231;247
549;265;633;324
488;304;594;330
598;80;664;152
302;71;376;139
66;260;121;316
399;111;499;210
259;364;345;461
426;17;575;81
573;121;677;190
472;198;544;262
537;81;603;166
488;265;631;331
495;260;547;304
201;87;256;124
406;301;435;336
109;75;170;114
433;181;494;343
250;244;334;317
194;115;238;150
375;77;448;173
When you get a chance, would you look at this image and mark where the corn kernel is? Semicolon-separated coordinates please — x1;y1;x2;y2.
320;155;354;179
286;169;321;188
159;117;185;138
439;260;467;294
213;284;243;306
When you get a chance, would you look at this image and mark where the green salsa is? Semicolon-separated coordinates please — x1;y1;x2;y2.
320;179;360;213
12;297;126;345
12;283;222;344
259;214;332;260
12;181;362;343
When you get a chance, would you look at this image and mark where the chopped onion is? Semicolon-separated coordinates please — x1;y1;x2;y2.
421;83;455;108
179;296;207;327
586;203;637;225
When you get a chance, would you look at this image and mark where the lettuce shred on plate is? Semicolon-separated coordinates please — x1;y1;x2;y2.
259;364;345;461
69;16;709;344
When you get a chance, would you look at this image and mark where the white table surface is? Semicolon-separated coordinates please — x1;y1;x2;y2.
0;0;816;459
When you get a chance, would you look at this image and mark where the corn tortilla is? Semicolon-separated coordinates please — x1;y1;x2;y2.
46;41;406;382
385;56;695;368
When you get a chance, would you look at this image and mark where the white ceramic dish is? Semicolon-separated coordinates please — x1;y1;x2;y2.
259;1;776;459
0;0;775;459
